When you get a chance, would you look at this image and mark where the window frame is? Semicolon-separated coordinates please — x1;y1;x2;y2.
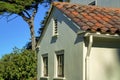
57;54;64;77
88;1;96;5
42;54;48;77
55;50;64;77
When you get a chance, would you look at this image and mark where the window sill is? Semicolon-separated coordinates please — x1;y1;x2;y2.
53;77;65;80
52;34;59;38
40;76;49;80
77;31;85;35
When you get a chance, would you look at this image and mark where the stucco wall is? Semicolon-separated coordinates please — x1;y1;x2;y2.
37;8;85;80
83;36;120;80
90;47;120;80
97;0;120;8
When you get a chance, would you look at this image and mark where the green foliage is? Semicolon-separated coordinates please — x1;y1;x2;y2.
0;48;37;80
0;0;36;14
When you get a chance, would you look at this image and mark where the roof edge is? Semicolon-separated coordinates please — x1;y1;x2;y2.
36;4;54;47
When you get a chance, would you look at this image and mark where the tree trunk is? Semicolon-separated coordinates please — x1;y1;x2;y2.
19;7;38;51
28;19;36;51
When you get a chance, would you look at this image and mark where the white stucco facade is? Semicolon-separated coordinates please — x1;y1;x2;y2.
89;47;120;80
37;8;85;80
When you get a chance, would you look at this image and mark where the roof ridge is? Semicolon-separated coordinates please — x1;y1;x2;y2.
52;2;120;12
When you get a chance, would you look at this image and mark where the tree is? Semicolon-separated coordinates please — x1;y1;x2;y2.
25;36;40;50
0;48;37;80
0;0;44;50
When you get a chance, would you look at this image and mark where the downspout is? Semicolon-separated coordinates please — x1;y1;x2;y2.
85;35;93;80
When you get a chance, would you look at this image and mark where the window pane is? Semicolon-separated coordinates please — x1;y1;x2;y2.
89;1;96;5
43;56;48;76
57;54;64;77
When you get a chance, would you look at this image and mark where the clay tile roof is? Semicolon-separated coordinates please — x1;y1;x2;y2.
52;2;120;35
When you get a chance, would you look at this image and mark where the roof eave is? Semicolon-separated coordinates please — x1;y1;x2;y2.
36;5;54;48
84;32;120;39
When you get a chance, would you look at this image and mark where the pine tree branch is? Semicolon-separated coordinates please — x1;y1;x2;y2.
19;12;29;22
31;3;39;19
23;10;31;18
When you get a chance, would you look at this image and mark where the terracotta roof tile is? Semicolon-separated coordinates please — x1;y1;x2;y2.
81;26;90;30
53;2;120;35
72;11;79;16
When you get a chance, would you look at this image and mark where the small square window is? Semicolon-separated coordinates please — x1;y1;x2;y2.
89;1;96;5
53;0;65;2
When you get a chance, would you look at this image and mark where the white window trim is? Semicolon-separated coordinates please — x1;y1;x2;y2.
41;54;48;77
53;77;66;80
54;50;65;78
40;76;49;80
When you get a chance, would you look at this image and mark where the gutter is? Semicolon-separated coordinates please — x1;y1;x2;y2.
86;35;93;57
85;35;93;80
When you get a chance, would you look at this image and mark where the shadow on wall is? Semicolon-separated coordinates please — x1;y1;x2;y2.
74;34;84;44
57;14;85;44
103;48;120;80
51;36;57;44
57;13;80;34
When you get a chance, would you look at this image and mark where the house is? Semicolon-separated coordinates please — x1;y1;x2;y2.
37;2;120;80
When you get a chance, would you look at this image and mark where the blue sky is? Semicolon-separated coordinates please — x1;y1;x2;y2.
0;4;49;58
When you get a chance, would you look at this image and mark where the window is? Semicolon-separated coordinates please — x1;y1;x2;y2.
89;1;96;5
57;54;64;77
42;55;48;76
53;19;58;36
52;0;66;2
55;50;64;77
